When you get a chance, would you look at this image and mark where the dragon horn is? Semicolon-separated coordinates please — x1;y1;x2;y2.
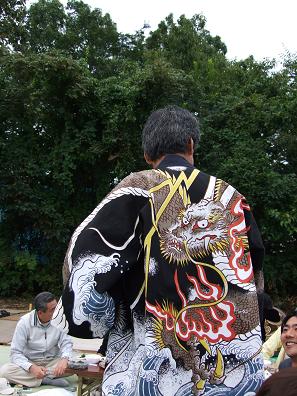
213;348;224;379
199;338;211;355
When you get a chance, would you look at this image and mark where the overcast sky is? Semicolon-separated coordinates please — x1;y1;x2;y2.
30;0;297;61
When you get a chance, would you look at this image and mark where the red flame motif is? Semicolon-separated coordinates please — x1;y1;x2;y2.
228;198;252;283
146;264;236;344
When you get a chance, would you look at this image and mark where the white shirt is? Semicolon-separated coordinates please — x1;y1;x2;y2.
10;310;73;371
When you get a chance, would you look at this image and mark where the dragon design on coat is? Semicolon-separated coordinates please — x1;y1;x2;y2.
145;170;260;395
160;199;236;264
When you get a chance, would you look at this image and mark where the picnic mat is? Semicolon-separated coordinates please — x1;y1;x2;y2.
71;337;101;353
31;390;75;395
0;345;10;365
0;320;17;345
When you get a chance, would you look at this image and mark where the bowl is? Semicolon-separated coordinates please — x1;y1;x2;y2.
84;354;103;364
68;359;88;370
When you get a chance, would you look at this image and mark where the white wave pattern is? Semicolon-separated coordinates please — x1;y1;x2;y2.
69;253;119;331
51;298;69;333
104;346;147;396
66;187;150;273
51;253;120;335
213;252;256;292
167;166;187;171
217;325;262;360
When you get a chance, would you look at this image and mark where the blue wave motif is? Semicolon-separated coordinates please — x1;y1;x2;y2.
137;356;164;396
175;383;194;396
137;356;263;396
203;359;264;396
83;287;115;329
104;350;263;395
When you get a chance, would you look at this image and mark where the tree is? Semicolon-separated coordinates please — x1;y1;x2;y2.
24;0;119;77
0;51;102;294
0;0;27;51
25;0;66;52
193;56;297;299
0;2;296;301
146;14;227;71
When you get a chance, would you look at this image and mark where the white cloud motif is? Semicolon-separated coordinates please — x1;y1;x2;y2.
149;258;159;276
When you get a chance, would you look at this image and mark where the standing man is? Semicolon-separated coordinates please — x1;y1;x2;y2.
0;292;73;388
53;105;265;395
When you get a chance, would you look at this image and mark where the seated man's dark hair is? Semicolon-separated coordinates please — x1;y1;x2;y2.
142;105;200;161
34;291;55;312
281;309;297;333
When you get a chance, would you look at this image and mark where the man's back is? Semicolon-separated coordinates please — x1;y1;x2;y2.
54;154;264;395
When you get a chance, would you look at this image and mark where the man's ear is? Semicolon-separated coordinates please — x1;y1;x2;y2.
144;153;153;166
144;153;164;169
187;138;194;155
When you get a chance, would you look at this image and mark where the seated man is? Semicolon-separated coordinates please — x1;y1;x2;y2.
262;326;286;368
279;310;297;369
0;292;73;388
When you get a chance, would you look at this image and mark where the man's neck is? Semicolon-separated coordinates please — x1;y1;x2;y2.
150;153;194;169
291;357;297;368
36;312;50;326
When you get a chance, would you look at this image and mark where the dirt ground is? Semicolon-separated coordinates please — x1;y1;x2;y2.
0;297;33;311
1;295;297;313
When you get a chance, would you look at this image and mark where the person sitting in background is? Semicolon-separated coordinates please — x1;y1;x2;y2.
0;292;73;388
255;367;297;396
257;292;280;342
262;326;286;369
278;310;297;369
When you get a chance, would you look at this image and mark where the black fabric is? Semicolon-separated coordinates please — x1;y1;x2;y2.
244;208;265;272
0;309;10;318
257;292;280;341
97;332;109;356
55;154;266;394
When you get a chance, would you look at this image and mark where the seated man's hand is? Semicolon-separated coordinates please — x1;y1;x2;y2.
29;364;47;379
52;358;68;377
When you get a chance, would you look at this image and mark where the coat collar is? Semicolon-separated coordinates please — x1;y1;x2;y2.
30;309;50;328
157;154;195;170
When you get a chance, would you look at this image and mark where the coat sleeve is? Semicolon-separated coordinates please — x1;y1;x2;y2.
52;180;149;339
58;331;73;359
244;206;265;291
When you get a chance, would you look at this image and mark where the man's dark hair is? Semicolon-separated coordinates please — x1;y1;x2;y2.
281;309;297;333
142;105;200;161
34;291;55;312
256;367;297;396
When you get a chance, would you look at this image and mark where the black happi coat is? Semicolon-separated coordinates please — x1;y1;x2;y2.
52;155;265;395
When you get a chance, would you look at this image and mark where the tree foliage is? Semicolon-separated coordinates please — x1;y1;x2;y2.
0;0;27;50
0;0;296;300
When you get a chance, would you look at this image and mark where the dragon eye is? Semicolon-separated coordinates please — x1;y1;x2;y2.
197;220;208;228
183;218;189;225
